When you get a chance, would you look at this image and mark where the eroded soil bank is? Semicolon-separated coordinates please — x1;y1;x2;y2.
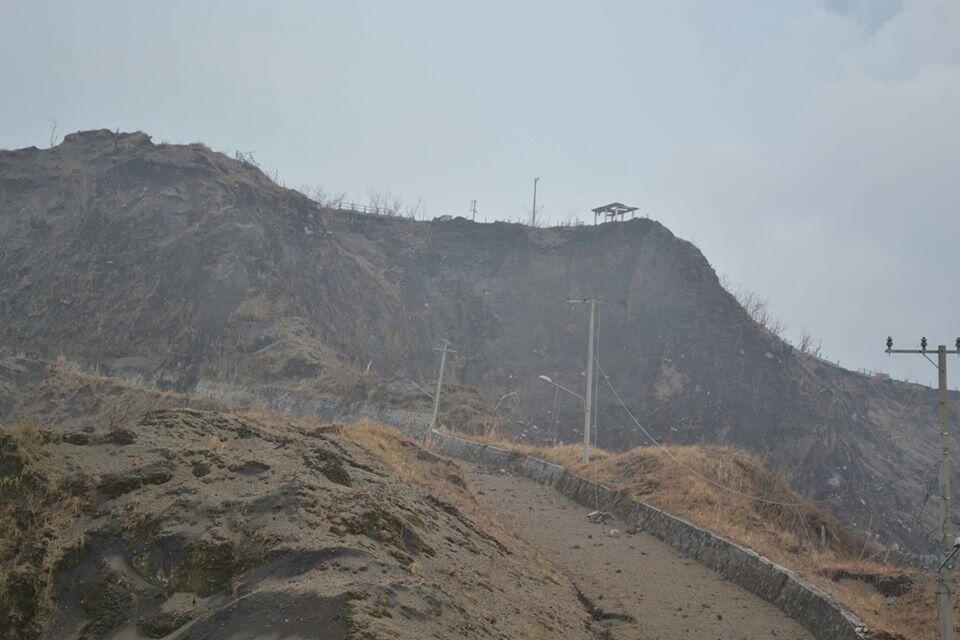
1;411;597;640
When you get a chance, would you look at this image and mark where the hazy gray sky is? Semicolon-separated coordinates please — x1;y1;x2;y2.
2;0;957;386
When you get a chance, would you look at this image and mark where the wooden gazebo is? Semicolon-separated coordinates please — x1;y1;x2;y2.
591;202;639;225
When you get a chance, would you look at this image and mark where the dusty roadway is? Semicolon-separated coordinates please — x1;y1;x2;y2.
468;466;813;640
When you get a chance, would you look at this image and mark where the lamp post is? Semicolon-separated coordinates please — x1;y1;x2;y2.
538;374;584;400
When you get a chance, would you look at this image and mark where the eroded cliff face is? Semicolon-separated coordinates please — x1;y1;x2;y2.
0;130;949;554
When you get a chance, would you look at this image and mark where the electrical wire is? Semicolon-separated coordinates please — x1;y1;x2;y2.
552;385;561;446
595;359;808;505
595;358;939;508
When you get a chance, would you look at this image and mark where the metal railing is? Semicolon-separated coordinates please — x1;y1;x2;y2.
332;201;405;217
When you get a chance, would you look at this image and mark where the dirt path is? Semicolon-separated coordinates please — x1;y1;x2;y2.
468;466;814;640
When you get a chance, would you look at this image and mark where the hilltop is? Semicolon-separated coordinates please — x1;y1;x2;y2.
0;129;951;555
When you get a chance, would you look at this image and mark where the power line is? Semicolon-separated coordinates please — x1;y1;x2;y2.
595;359;808;506
552;384;561;446
595;358;941;509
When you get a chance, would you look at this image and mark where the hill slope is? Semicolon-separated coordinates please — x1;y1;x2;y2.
0;129;951;554
1;359;933;639
0;408;594;640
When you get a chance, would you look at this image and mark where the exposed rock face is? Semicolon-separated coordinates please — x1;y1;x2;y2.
0;409;591;640
0;130;949;553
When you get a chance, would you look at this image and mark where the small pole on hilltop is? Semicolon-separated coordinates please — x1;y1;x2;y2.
531;177;540;227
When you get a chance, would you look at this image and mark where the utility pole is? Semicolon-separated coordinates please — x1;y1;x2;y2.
430;339;458;434
470;200;477;222
886;336;959;640
570;298;601;463
531;177;540;227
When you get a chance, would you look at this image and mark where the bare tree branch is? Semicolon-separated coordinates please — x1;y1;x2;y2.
797;329;823;357
49;118;59;148
721;275;787;340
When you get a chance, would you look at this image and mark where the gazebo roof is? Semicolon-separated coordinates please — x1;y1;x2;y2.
591;202;639;215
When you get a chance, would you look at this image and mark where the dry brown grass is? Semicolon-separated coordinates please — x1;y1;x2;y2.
229;291;290;321
204;413;577;607
48;355;192;402
342;420;575;592
454;434;944;639
0;422;98;637
314;359;374;399
507;441;860;556
345;420;459;490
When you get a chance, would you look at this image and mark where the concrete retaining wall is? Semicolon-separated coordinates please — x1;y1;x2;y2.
432;431;868;640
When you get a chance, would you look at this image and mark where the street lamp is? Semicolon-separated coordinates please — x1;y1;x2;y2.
538;374;583;400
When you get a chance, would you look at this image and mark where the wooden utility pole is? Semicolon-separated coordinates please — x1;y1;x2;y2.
430;340;458;434
470;200;477;222
887;336;958;640
570;298;601;463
